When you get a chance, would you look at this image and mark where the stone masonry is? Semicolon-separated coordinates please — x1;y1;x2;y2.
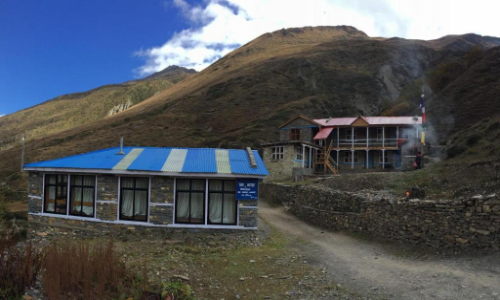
263;144;302;181
262;183;500;251
97;175;119;201
28;172;43;214
149;205;173;225
150;177;174;203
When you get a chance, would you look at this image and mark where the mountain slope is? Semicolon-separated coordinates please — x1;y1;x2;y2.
0;66;195;152
1;26;500;199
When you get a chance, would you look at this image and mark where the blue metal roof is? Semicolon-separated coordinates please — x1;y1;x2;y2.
24;147;269;177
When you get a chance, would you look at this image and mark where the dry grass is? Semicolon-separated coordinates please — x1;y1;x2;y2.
0;235;43;299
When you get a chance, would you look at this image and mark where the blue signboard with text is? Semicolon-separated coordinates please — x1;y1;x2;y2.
236;179;259;200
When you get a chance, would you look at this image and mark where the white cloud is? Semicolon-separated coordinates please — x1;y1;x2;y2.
0;114;4;118
136;0;500;75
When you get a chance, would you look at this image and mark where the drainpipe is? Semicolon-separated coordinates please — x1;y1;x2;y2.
351;150;354;169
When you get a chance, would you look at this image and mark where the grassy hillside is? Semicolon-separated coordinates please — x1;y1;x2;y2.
1;26;500;200
0;66;195;152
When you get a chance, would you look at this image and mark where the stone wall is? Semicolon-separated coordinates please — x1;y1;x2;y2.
96;202;117;221
151;177;174;203
262;183;500;251
97;175;119;201
28;172;43;197
149;205;173;225
263;144;302;181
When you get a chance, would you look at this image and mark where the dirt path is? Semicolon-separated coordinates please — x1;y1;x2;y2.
259;200;500;300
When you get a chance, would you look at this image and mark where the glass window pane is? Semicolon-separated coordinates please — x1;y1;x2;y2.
121;178;134;188
121;190;134;218
176;192;190;221
59;175;67;184
72;176;83;186
47;175;56;184
71;187;82;214
177;179;190;190
83;176;94;186
224;181;235;192
82;188;94;216
209;180;223;191
134;191;148;220
209;193;223;223
135;178;148;189
191;180;205;191
223;194;236;224
45;186;56;212
190;193;204;223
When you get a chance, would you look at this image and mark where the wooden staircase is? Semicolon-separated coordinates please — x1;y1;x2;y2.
314;140;339;174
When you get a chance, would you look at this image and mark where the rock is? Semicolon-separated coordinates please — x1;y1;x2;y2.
173;274;190;281
249;260;256;263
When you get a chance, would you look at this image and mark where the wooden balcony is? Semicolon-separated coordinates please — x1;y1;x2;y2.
331;138;404;150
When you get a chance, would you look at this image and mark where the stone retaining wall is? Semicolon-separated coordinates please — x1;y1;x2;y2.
262;183;500;251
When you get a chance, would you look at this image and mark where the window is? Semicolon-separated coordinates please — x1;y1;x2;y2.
70;175;95;217
377;128;383;140
344;151;358;163
175;179;205;224
290;129;301;140
44;174;68;214
346;128;357;140
296;146;303;160
120;177;149;222
271;146;284;160
379;151;389;163
208;180;236;225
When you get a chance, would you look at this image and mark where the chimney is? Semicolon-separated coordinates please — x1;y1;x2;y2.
117;137;125;155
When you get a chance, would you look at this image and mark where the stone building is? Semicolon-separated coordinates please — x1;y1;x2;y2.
24;146;268;232
263;115;423;180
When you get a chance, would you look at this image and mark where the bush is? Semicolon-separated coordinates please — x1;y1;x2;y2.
161;281;195;300
446;144;467;158
42;240;153;300
0;235;43;299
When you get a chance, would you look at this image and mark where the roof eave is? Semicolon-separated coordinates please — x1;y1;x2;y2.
22;167;268;179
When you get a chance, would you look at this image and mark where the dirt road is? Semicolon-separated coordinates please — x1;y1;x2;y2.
259;200;500;300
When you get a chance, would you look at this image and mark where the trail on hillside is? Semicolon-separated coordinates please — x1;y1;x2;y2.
259;200;500;300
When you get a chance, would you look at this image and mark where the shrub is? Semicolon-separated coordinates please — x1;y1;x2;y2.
0;235;43;299
161;281;195;300
42;240;150;300
446;144;466;158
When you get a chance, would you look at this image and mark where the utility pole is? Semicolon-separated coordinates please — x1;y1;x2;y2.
21;136;25;171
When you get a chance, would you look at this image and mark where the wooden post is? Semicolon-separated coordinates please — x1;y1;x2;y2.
308;146;312;168
382;149;385;169
366;150;369;169
337;128;340;148
351;127;354;148
382;127;385;148
302;145;305;168
366;127;369;148
337;150;339;170
351;150;354;169
396;126;399;145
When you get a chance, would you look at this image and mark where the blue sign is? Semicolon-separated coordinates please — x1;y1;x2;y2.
236;179;259;200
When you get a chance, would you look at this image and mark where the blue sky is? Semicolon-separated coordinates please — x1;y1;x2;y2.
1;0;499;116
0;0;197;115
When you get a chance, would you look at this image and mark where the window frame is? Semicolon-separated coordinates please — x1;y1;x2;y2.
296;146;303;160
69;175;96;218
379;151;389;163
271;146;284;160
43;174;68;215
290;128;301;140
119;177;149;222
207;180;237;225
376;128;383;140
174;179;206;224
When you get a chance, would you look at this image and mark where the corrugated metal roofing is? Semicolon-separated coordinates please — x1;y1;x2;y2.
313;127;334;140
24;147;268;177
314;116;422;126
215;149;231;174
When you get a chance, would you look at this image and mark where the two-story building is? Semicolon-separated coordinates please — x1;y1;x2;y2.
262;115;423;181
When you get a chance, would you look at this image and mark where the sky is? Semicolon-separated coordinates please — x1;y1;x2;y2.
1;0;500;116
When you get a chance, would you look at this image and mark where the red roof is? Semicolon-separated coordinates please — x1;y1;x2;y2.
314;116;422;127
313;127;334;140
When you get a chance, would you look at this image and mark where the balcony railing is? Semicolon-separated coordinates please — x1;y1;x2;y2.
336;138;400;148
